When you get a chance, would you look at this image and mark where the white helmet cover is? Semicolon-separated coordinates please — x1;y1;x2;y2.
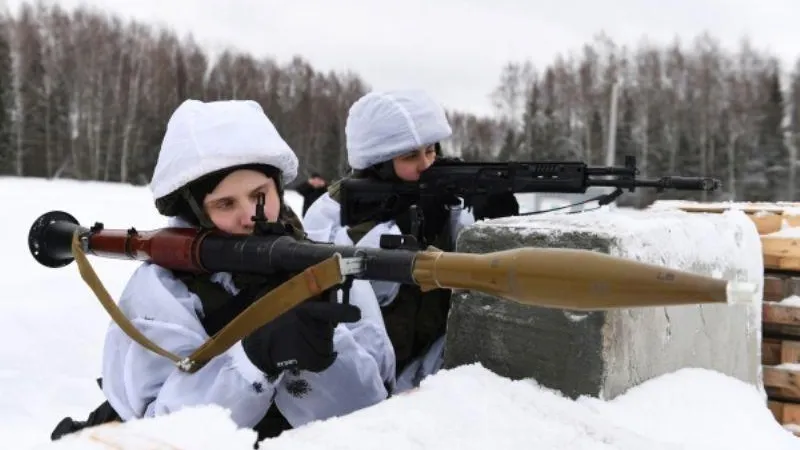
345;89;452;170
149;99;299;201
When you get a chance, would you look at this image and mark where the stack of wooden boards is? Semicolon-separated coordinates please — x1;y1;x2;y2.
660;201;800;436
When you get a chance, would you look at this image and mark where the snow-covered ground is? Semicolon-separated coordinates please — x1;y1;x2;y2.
2;176;800;449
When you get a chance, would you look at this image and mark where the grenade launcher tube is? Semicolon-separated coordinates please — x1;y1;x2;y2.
195;233;418;284
26;209;417;284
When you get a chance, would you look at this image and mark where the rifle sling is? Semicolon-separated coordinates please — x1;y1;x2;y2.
70;231;346;374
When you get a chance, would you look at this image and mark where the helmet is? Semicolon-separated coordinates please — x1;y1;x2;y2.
149;99;299;223
345;89;451;170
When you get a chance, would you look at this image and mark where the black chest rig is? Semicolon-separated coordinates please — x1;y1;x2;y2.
329;176;455;375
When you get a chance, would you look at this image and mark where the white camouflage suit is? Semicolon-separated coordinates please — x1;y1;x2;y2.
101;99;396;430
302;90;475;393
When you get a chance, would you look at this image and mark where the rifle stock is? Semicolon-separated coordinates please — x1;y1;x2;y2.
29;210;755;312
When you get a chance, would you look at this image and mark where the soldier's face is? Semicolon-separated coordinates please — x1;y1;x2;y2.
203;169;281;235
392;145;437;181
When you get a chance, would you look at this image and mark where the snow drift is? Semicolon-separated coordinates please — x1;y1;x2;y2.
37;363;800;450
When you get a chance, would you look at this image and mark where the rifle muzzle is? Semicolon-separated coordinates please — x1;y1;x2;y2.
659;176;720;191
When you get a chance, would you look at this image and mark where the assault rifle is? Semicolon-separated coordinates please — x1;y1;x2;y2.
339;155;721;247
28;199;753;373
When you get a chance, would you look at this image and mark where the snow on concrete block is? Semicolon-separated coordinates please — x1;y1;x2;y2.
444;207;763;400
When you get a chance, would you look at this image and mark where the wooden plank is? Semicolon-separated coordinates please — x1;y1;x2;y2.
764;324;800;339
763;303;800;328
752;214;785;235
770;400;786;422
765;255;783;270
750;212;800;235
764;338;783;365
767;386;800;400
764;256;800;271
786;215;800;229
763;338;800;365
763;274;800;301
764;366;800;401
781;342;800;365
768;400;800;425
765;275;789;302
762;236;800;259
656;201;800;235
673;204;794;214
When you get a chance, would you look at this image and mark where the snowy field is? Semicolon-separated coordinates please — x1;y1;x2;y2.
1;176;799;449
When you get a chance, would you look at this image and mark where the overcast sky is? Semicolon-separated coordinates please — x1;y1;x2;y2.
5;0;800;116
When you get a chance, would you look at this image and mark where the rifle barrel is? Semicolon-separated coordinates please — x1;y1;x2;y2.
588;176;720;191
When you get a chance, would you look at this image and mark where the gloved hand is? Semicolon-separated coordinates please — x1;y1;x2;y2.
431;155;463;166
473;192;520;220
242;301;361;377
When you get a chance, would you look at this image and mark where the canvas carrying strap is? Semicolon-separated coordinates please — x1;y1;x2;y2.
69;232;346;373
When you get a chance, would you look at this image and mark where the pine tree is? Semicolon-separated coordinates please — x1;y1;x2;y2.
0;17;14;175
760;69;790;199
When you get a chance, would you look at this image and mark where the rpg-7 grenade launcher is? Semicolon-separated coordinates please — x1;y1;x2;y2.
26;187;752;372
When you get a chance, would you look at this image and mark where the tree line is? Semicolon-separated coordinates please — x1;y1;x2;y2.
1;1;799;205
0;2;372;185
482;34;800;205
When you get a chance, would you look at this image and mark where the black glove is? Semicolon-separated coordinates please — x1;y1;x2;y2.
242;301;361;377
473;192;520;220
431;155;463;165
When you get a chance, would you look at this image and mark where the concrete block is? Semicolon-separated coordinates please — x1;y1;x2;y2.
443;207;763;400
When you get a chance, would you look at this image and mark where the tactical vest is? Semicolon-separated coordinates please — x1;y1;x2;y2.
176;270;295;440
174;207;309;441
328;178;454;374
